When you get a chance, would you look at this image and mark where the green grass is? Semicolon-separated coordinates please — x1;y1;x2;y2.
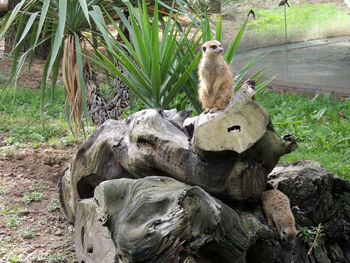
0;85;93;145
21;191;44;204
0;86;68;142
256;90;350;179
247;3;350;35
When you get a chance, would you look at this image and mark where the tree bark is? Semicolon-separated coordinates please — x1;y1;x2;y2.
190;85;270;160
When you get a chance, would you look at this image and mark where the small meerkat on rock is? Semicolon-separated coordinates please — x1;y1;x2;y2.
198;40;233;113
261;189;298;243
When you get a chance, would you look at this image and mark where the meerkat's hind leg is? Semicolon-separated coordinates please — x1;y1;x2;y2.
214;90;231;111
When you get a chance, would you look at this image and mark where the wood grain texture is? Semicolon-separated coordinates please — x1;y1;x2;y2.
75;176;267;263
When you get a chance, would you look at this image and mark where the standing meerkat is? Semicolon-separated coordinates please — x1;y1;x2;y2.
198;40;233;113
261;189;298;243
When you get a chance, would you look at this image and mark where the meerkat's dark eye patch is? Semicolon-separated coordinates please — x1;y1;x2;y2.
210;45;217;50
203;46;207;52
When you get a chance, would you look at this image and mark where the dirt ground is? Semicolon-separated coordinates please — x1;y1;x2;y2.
0;44;78;262
0;41;46;89
0;143;77;262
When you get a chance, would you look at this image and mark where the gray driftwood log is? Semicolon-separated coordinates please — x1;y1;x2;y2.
59;84;297;224
75;176;267;263
68;161;350;263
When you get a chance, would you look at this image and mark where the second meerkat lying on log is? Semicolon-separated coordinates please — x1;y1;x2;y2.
198;40;233;113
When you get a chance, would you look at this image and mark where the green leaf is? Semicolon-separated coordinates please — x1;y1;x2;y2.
40;52;51;130
255;77;275;93
107;44;152;93
151;41;161;106
90;5;113;50
102;9;143;68
35;0;50;45
74;33;88;131
0;0;27;39
215;13;222;41
224;15;249;64
233;53;268;90
28;22;39;71
47;0;67;81
88;50;151;106
15;11;39;49
127;2;151;74
50;49;63;102
250;65;268;80
11;14;27;54
162;53;201;107
78;0;91;27
141;0;152;54
202;13;212;42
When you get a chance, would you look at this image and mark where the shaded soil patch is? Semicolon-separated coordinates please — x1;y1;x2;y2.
0;142;77;262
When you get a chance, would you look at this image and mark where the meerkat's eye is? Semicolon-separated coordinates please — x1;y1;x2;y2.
203;46;207;52
210;45;217;50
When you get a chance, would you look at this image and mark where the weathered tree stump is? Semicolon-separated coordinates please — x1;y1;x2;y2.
75;176;267;263
67;161;350;262
59;84;296;223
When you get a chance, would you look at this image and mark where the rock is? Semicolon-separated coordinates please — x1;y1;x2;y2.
55;229;63;236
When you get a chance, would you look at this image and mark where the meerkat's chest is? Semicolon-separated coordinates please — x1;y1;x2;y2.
202;61;223;82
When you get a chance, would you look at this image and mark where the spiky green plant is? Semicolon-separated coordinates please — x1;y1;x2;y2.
90;0;203;110
90;3;271;113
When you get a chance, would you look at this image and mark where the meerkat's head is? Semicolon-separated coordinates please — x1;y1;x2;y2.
280;226;298;243
201;40;223;57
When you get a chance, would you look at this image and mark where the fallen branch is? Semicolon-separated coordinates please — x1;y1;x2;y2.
307;223;322;255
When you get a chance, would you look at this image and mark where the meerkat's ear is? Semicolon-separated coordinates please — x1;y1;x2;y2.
202;46;207;52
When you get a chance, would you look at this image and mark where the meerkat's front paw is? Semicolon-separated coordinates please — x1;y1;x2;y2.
204;108;210;114
209;107;218;113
